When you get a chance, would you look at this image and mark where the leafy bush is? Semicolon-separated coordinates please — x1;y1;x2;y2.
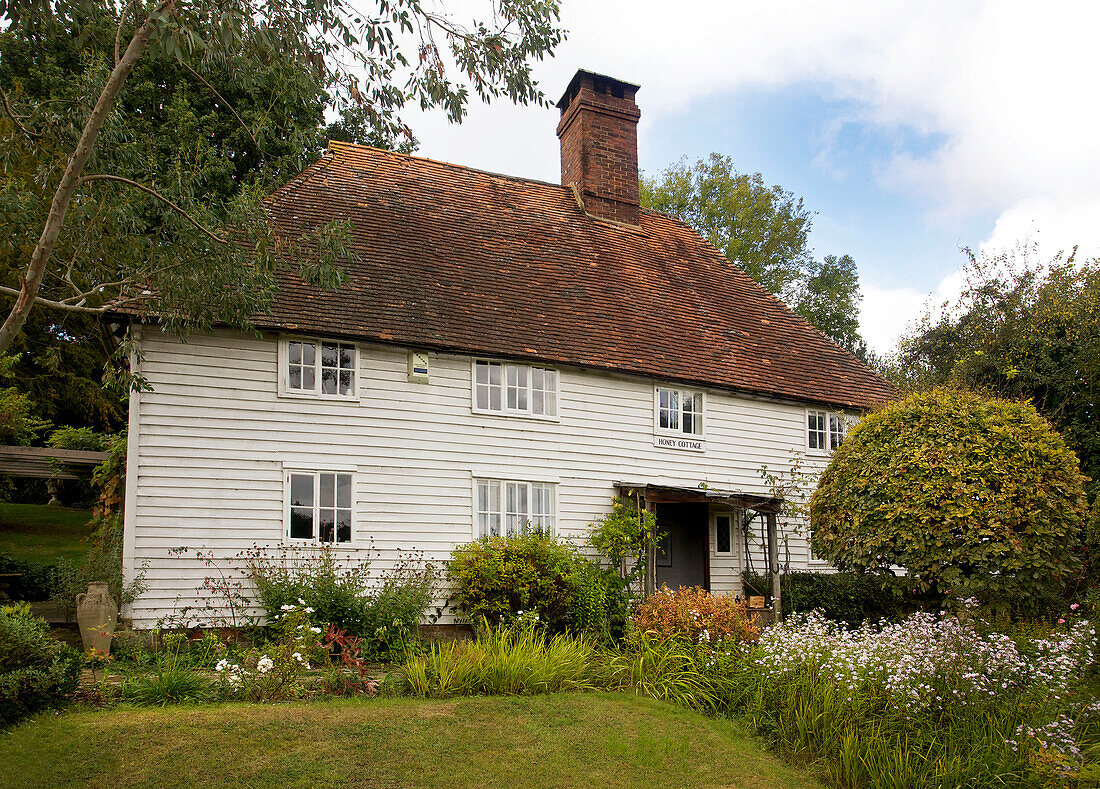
246;546;436;660
121;630;221;706
448;532;617;637
0;552;58;601
46;426;108;452
811;388;1090;606
401;619;600;697
742;571;911;626
632;586;758;645
0;605;81;726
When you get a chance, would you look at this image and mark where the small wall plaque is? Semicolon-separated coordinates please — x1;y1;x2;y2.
408;351;430;383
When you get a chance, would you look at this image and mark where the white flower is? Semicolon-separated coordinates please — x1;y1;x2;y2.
292;652;305;663
309;626;322;634
256;656;275;674
304;607;315;614
298;598;306;606
215;659;230;672
280;604;295;611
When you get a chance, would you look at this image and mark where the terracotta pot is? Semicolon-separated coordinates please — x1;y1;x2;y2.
76;582;117;655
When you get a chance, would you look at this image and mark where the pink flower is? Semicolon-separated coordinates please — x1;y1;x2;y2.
1058;618;1066;624
1071;603;1080;611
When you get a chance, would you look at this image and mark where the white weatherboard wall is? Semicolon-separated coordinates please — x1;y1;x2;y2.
122;328;837;627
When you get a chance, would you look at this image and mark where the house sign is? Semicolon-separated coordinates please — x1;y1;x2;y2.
654;435;705;452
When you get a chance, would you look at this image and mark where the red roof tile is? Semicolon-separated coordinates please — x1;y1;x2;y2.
259;141;895;410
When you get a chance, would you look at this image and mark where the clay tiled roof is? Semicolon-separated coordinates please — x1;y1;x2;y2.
260;141;895;410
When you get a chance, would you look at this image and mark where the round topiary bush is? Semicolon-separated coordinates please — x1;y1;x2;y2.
810;388;1089;605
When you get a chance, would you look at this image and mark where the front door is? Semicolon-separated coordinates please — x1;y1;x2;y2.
655;502;709;590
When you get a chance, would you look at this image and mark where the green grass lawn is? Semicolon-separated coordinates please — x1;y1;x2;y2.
0;503;91;564
0;693;821;789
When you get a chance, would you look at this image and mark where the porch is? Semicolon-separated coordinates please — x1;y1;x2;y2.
614;482;784;618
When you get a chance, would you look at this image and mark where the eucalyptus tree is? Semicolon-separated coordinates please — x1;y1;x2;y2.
0;0;564;354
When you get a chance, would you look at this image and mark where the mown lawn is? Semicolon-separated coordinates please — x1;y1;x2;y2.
0;503;91;564
0;693;821;789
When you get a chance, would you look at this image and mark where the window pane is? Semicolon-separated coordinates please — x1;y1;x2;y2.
516;385;528;411
716;516;731;553
545;391;556;417
336;510;352;543
489;386;501;411
290;474;313;508
340;346;354;369
659;388;669;409
289;342;303;365
290;507;314;540
476;361;488;384
301;342;315;366
478;512;489;538
321;343;338;367
488;363;501;385
336;474;351;508
476;384;489;410
289;368;302;390
532;368;544;389
489;513;501;537
319;473;335;507
505;514;517;537
302;366;315;390
506;365;518;387
321;367;337;394
477;480;489;511
339;370;353;395
682;411;694;434
532;389;544;414
319;509;335;543
517;484;528;515
694;393;703;413
659;408;669;429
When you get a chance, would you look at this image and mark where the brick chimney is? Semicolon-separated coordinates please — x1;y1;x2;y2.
556;70;642;225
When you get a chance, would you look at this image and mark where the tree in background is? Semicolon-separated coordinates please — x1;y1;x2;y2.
810;388;1088;610
893;246;1100;494
640;153;868;356
0;0;564;356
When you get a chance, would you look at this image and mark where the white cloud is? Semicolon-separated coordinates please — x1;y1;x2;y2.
860;269;968;355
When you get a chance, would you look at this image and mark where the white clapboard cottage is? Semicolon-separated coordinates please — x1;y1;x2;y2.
119;70;894;627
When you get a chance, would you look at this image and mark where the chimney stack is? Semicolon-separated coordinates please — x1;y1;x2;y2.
556;70;642;226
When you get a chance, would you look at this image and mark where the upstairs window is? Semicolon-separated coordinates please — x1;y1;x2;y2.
657;387;704;435
284;338;356;397
475;479;555;537
474;360;557;417
808;409;854;453
287;471;353;544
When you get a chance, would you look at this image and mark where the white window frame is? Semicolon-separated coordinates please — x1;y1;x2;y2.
284;469;355;545
472;478;557;538
471;359;559;420
714;512;734;555
806;409;857;454
277;335;359;400
653;385;706;438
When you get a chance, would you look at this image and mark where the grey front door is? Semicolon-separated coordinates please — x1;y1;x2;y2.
655;502;708;590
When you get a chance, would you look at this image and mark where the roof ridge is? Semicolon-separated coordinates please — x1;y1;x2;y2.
328;139;573;193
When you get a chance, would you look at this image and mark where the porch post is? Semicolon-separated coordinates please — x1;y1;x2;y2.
766;512;781;621
645;499;657;597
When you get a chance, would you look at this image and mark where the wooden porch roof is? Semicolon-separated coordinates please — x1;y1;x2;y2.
613;481;782;514
0;446;108;480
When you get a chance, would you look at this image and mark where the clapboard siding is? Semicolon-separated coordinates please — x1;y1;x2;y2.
123;328;841;626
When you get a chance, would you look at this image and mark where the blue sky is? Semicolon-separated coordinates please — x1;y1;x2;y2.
402;1;1100;352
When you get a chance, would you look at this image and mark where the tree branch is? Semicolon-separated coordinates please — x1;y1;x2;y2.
78;174;227;245
0;285;110;313
0;87;35;141
176;58;264;156
0;0;176;355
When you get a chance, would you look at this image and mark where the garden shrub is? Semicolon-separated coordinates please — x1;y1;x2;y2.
0;552;58;601
811;388;1089;607
0;605;80;726
742;571;911;626
632;586;758;645
246;546;436;660
448;532;616;637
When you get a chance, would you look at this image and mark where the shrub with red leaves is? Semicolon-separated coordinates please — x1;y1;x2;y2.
632;586;758;644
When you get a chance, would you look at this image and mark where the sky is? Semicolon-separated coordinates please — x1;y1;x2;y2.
399;1;1100;353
